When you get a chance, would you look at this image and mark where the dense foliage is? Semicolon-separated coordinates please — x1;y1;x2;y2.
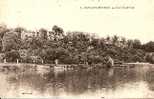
0;24;154;64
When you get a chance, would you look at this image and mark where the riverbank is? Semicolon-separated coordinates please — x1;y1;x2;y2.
0;62;153;69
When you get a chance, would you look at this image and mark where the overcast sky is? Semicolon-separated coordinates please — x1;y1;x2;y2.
0;0;154;43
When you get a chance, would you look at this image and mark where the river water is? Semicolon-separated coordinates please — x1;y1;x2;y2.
0;65;154;98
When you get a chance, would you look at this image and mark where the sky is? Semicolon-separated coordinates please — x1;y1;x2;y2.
0;0;154;43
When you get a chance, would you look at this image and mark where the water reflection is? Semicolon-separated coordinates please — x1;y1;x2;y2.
0;65;154;98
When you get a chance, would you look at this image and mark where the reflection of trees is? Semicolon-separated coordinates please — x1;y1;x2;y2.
7;68;143;96
7;71;49;93
145;69;154;91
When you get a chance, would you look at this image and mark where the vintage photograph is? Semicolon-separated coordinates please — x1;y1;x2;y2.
0;0;154;98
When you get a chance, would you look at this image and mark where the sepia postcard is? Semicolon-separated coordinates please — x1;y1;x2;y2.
0;0;154;98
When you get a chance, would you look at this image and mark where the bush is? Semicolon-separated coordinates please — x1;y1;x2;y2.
5;50;20;62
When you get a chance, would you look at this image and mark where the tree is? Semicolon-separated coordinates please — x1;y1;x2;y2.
14;27;25;39
52;25;64;41
0;24;8;38
133;39;141;49
44;47;69;64
38;49;47;63
106;36;111;41
145;53;154;64
2;31;20;51
142;41;154;52
87;51;103;64
39;28;48;40
112;35;119;45
127;39;134;49
22;36;44;50
0;24;9;51
121;37;126;44
5;50;20;62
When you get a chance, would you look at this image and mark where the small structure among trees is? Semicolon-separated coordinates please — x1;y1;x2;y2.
106;56;114;67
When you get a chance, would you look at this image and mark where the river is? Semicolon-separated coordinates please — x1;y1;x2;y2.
0;65;154;98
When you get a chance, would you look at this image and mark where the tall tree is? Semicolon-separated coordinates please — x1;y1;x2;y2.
14;27;25;39
52;25;64;41
112;35;119;45
127;39;134;49
39;28;48;40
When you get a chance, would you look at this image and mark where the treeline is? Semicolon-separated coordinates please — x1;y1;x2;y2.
0;24;154;64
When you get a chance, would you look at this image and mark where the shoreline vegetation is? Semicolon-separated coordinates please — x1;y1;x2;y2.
0;24;154;68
